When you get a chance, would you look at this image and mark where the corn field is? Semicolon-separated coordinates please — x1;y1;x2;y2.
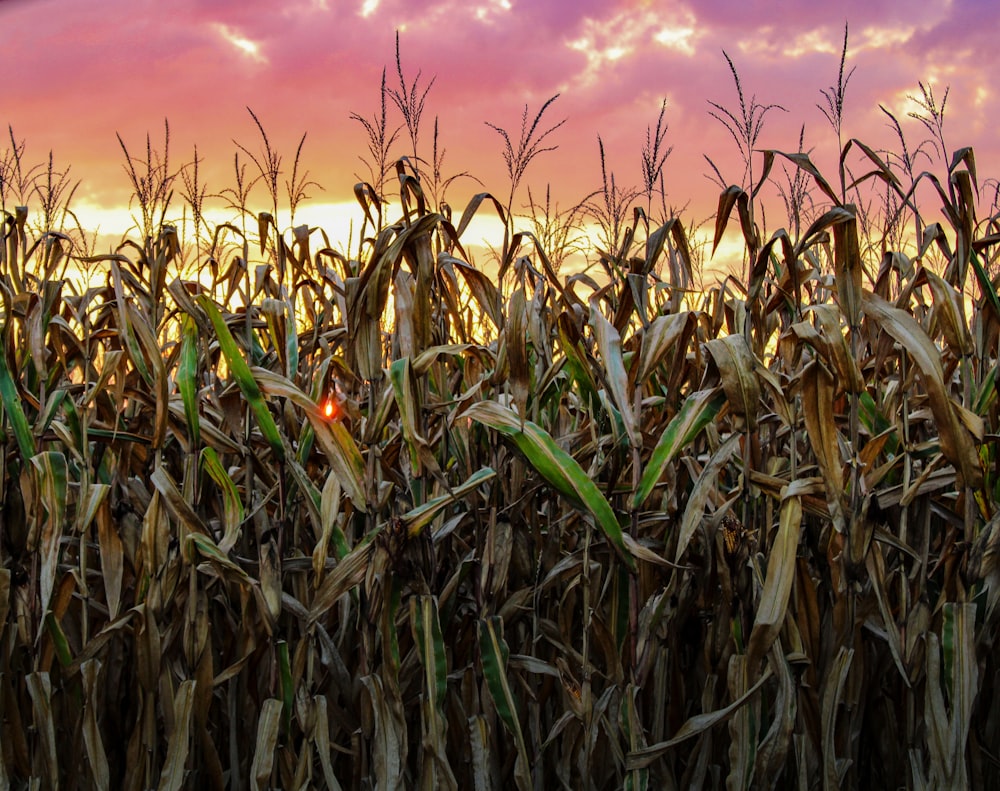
2;47;1000;790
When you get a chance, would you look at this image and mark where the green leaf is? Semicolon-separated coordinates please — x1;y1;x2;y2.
478;616;532;791
277;640;293;734
44;613;73;667
196;295;285;462
591;307;640;447
201;447;244;552
389;357;422;473
284;300;299;377
403;467;496;536
971;248;1000;323
0;347;34;459
177;315;201;448
634;388;726;508
557;314;600;413
411;595;447;707
464;401;635;571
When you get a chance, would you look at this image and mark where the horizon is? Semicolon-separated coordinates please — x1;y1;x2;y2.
2;0;998;277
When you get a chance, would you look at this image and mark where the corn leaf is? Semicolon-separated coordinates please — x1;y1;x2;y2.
863;291;983;489
177;315;201;447
249;698;282;791
158;680;196;791
705;335;760;430
81;660;111;791
464;400;635;571
591;306;641;447
31;450;67;615
196;295;285;462
479;616;532;791
403;467;495;536
0;346;34;459
634;388;726;509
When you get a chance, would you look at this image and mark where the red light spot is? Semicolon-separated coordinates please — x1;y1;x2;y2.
321;391;342;421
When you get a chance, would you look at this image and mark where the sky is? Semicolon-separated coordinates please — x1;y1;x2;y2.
2;0;998;268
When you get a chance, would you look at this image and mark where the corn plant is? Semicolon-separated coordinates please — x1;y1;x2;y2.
0;43;999;791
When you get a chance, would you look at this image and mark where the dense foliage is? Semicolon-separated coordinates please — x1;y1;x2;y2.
2;36;1000;791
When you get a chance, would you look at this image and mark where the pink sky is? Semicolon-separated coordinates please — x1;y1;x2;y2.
3;0;998;260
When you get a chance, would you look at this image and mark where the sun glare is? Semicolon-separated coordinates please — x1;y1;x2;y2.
64;199;367;267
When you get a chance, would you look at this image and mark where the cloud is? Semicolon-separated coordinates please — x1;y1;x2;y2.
565;7;702;89
212;23;267;63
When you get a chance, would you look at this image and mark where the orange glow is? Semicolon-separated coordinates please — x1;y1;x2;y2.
321;391;341;421
3;1;995;294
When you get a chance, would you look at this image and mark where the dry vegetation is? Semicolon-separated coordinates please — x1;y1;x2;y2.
2;30;1000;790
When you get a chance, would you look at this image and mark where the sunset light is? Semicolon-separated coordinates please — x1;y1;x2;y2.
3;0;995;273
4;1;1000;787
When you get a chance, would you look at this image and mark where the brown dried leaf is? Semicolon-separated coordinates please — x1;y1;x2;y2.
590;305;640;447
705;334;760;430
635;311;692;384
801;361;846;533
81;660;111;791
250;698;283;791
26;673;57;788
820;647;853;791
158;680;196;791
312;696;345;791
627;669;772;769
309;540;376;623
863;291;983;489
96;499;124;619
362;674;407;791
746;481;806;674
